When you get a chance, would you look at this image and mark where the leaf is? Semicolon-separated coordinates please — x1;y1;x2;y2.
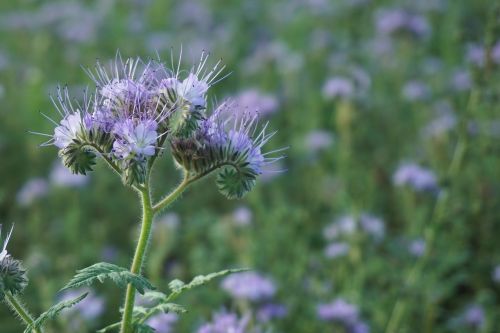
133;323;155;333
153;303;187;314
168;268;249;298
142;290;168;302
24;293;88;333
61;262;155;294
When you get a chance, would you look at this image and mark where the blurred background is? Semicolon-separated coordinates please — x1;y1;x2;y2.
0;0;499;332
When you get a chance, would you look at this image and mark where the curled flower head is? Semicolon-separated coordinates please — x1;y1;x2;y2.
0;225;28;300
38;50;282;193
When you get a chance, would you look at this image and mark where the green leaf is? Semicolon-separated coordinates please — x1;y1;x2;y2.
168;268;249;298
133;323;155;333
61;262;155;294
24;293;88;333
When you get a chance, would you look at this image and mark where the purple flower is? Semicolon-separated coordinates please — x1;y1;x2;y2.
221;272;276;301
360;214;385;240
232;206;253;226
393;163;438;192
317;298;359;324
145;313;178;333
50;161;89;187
304;130;334;152
59;288;105;321
463;304;485;329
408;238;426;257
322;76;354;100
402;80;430;101
466;44;486;67
257;303;288;322
112;119;158;160
492;41;500;64
233;89;279;118
324;242;350;259
157;213;180;229
323;215;356;240
375;9;430;38
451;70;472;92
492;265;500;283
16;178;49;206
53;112;85;149
197;311;251;333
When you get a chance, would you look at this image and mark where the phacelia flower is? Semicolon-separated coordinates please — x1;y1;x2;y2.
221;271;276;302
317;298;369;333
0;225;28;300
39;51;281;194
393;163;438;192
16;178;49;207
145;313;178;333
324;242;350;259
197;311;251;333
256;303;288;322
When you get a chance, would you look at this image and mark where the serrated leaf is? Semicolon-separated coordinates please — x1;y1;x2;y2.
24;293;88;333
154;303;187;314
143;290;168;302
167;279;185;291
61;262;155;294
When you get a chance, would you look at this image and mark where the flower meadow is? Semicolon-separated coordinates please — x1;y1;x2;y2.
0;0;499;332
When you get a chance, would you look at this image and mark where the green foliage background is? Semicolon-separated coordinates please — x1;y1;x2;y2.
0;0;499;332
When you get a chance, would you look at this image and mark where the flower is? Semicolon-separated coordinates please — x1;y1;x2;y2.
492;265;500;283
462;304;485;329
112;119;158;160
54;112;85;149
221;271;276;301
59;288;105;321
145;313;178;333
393;163;438;192
322;76;354;100
232;206;253;226
304;130;334;153
317;298;370;333
256;303;288;322
232;89;279;118
197;311;251;333
0;225;28;300
50;161;89;188
0;224;13;262
16;178;49;206
402;80;430;101
408;238;426;257
324;242;350;259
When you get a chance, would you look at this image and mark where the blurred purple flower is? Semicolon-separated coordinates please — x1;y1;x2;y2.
304;130;334;152
16;178;49;206
375;9;430;38
221;272;276;301
324;242;350;259
50;161;89;188
360;214;385;240
463;304;485;329
257;303;288;322
197;311;251;333
408;238;426;257
317;298;359;324
157;213;181;229
322;76;354;100
466;44;486;67
233;89;279;118
492;265;500;283
101;245;119;262
402;80;430;101
232;206;253;226
59;288;105;321
146;313;178;333
393;163;438;192
323;215;356;240
451;70;472;92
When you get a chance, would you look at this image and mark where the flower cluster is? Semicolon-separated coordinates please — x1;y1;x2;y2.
0;225;28;301
317;298;369;333
43;53;280;197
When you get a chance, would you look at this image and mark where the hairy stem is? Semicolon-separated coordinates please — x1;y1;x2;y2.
120;172;191;333
152;172;191;213
4;292;42;333
120;187;154;333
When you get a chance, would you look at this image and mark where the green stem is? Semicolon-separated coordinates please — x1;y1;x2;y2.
4;292;42;333
120;187;154;333
120;172;192;333
152;173;191;214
